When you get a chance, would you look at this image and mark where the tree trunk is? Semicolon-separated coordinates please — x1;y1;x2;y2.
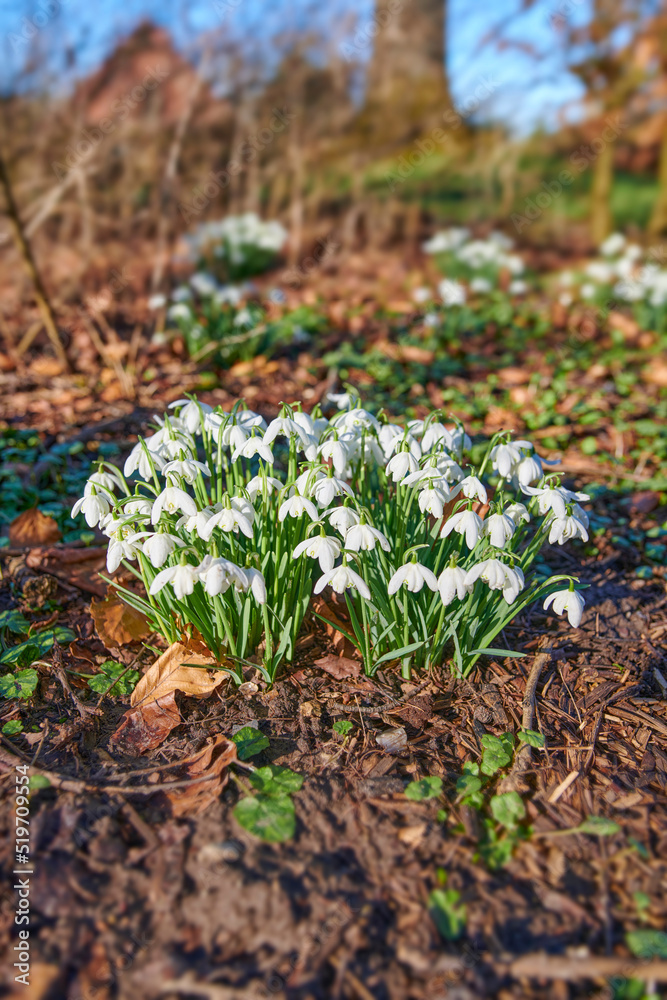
590;138;614;246
649;120;667;235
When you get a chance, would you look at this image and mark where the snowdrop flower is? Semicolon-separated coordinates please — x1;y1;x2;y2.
464;559;524;604
190;272;219;297
72;489;111;528
293;533;342;572
246;474;283;502
384;430;421;461
169;398;213;434
418;487;450;518
344;521;390;552
378;423;405;458
543;587;585;628
232;434;274;464
314;562;371;600
386;450;419;482
163;458;211;484
482;512;515;548
278;493;319;522
147;293;166;310
142;531;186;568
196;556;247;596
491;439;534;479
313;475;354;508
600;232;626;257
318;438;349;476
123;497;152;518
151;487;197;524
331;407;380;433
581;283;596;300
124;441;165;479
471;277;492;294
441;509;484;550
514;451;543;487
233;308;254;327
106;529;145;572
423;312;439;328
201;503;254;539
326;391;356;411
167;303;192;322
264;415;311;449
327;505;360;535
438;565;472;606
547;511;589;545
509;279;527;296
149;562;199;600
172;285;192;302
244;567;267;604
523;485;589;521
421;421;449;452
85;470;122;497
294;468;325;496
451;475;488;505
412;286;431;303
504;502;530;526
438;278;466;307
388;561;438;595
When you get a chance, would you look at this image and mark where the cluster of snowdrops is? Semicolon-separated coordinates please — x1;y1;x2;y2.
73;394;589;683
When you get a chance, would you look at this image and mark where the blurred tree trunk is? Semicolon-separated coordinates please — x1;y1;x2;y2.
649;126;667;235
590;140;614;245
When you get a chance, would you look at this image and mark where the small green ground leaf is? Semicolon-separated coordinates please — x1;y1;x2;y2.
29;774;51;791
249;765;304;796
456;773;483;798
575;815;621;837
518;728;545;748
87;661;139;697
0;669;39;699
626;929;667;960
233;794;296;842
490;791;526;828
333;720;353;736
2;719;23;735
232;726;270;760
0;610;30;634
405;776;443;801
428;889;466;941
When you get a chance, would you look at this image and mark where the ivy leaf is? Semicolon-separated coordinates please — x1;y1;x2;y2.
518;729;545;748
428;889;466;941
490;791;526;829
232;726;269;760
480;738;512;777
456;773;483;798
0;669;39;699
2;719;23;735
87;660;140;697
626;930;667;960
574;815;621;837
405;776;443;801
233;794;296;842
249;765;304;796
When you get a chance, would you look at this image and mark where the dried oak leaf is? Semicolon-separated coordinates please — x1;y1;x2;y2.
312;595;360;660
130;641;226;709
314;653;361;680
111;691;181;754
9;509;62;548
165;734;237;816
90;593;151;648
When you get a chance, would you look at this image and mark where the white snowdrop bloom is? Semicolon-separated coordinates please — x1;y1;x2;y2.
264;416;311;449
196;556;247;596
433;454;464;483
151;487;197;524
190;272;219;297
318;438;349;476
613;279;643;303
213;285;243;307
313;475;354;508
142;532;186;568
423;312;439;328
378;424;404;458
278;494;319;522
106;529;145;573
246;474;283;502
292;410;318;439
388;562;438;595
221;423;250;452
514;452;543;487
464;559;525;604
293;534;342;572
509;279;528;296
490;439;533;479
244;567;267;604
233;308;254;327
201;504;254;540
327;506;360;535
163;458;211;485
293;468;325;497
325;391;355;411
123;497;152;518
384;431;421;461
547;512;589;546
441;509;484;550
85;470;122;498
446;427;472;457
559;291;573;307
331;407;380;433
172;285;192;302
168;398;213;434
158;438;196;463
402;464;450;490
581;282;596;300
236;409;267;432
438;278;466;306
422;227;470;254
359;436;386;466
412;286;432;303
418;487;450;518
600;232;626;257
167;303;192;322
124;441;165;479
422;422;451;452
149;562;199;601
523;485;589;521
438;566;472;606
451;475;488;504
232;435;274;464
471;277;492;294
504;502;530;526
344;522;390;552
71;491;111;528
230;495;255;523
584;260;613;283
506;254;525;275
147;293;166;310
543;588;585;628
386;450;419;482
314;564;370;600
482;512;516;548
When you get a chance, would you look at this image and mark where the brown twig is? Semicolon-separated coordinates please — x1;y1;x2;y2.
498;638;552;793
52;645;102;719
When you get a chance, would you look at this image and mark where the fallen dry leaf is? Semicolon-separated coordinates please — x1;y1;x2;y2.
26;545;107;596
111;690;181;754
165;734;237;816
131;641;226;709
314;653;361;680
9;508;62;547
90;592;151;647
643;360;667;387
312;595;360;659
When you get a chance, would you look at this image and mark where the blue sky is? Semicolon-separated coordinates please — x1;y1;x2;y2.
0;0;590;133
